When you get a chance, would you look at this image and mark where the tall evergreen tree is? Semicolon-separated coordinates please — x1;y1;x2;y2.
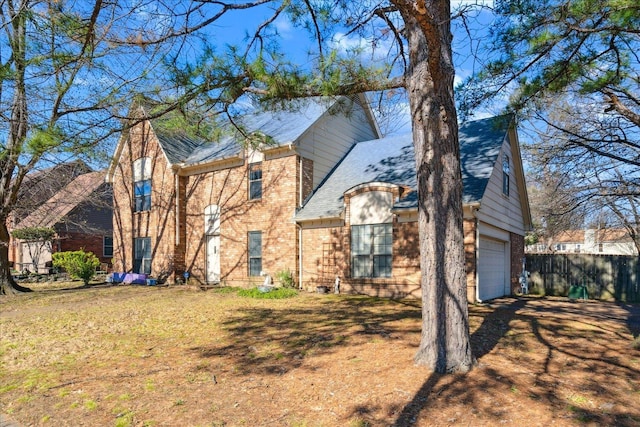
459;0;640;246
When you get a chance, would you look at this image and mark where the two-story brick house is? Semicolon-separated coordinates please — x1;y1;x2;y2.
106;96;380;285
108;98;531;302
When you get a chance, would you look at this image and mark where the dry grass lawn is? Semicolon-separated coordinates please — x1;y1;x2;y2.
1;282;639;426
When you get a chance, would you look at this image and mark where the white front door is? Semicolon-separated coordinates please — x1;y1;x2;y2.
204;204;221;283
206;234;220;283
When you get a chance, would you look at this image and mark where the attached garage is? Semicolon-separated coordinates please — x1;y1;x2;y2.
478;237;509;301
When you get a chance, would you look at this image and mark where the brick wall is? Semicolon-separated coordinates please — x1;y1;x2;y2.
464;218;478;302
510;231;525;294
184;153;302;286
301;216;482;301
55;231;111;265
111;120;178;282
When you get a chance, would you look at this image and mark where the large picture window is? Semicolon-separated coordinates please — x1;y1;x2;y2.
248;231;262;276
133;157;152;212
351;224;392;278
134;237;151;274
248;163;262;200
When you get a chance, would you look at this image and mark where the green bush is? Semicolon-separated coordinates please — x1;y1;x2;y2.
52;250;100;286
274;268;295;288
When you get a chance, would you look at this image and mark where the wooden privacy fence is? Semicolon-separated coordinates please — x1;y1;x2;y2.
526;254;640;303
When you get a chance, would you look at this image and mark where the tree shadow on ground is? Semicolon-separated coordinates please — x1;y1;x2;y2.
189;295;422;376
386;298;527;426
617;302;640;338
380;297;640;426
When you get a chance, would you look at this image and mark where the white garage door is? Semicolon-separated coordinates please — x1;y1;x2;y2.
478;237;507;301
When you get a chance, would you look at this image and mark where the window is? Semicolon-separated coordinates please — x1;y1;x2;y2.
351;224;392;278
248;163;262;200
502;155;510;196
248;231;262;276
134;237;151;274
103;236;113;258
599;243;604;252
133;157;151;212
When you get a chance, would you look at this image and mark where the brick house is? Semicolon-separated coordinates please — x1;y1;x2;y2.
11;170;113;273
295;115;532;301
526;229;638;255
106;96;380;285
107;98;531;302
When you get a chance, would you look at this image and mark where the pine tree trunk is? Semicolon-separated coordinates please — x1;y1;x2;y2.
395;0;474;373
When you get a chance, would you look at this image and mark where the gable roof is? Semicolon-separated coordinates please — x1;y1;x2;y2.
17;171;106;229
107;95;379;181
13;160;92;222
552;229;633;244
295;115;513;222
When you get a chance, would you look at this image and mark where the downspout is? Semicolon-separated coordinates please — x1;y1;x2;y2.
298;155;303;290
174;169;181;247
298;223;303;290
472;203;482;303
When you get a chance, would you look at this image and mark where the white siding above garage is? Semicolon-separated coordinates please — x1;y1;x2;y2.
476;130;528;236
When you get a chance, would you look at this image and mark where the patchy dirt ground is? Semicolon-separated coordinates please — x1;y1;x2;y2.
1;282;639;427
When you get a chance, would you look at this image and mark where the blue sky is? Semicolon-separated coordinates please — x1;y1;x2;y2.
203;2;500;134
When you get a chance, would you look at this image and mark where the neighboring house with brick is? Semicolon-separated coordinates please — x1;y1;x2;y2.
526;229;638;255
107;99;531;302
11;170;113;273
8;160;92;266
296;115;532;302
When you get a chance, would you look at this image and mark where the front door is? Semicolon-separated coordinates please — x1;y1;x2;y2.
204;204;221;283
206;234;220;283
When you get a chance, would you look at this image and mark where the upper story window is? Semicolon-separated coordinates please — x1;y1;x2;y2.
502;155;510;196
248;163;262;200
133;157;151;212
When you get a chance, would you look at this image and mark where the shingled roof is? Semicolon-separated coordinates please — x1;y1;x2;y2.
17;171;106;229
152;98;339;167
295;115;512;222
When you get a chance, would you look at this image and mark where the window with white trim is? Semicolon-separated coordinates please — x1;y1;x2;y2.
502;155;510;196
248;231;262;276
133;157;152;212
351;223;392;278
248;163;262;200
134;237;151;274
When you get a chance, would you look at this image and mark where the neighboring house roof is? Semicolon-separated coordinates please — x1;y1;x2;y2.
13;160;92;222
593;229;633;243
552;230;585;244
549;229;633;244
295;115;513;222
17;171;106;229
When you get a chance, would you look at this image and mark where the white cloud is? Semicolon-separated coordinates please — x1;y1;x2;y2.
273;17;293;38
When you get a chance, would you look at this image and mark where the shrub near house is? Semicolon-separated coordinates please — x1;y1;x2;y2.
52;250;100;286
